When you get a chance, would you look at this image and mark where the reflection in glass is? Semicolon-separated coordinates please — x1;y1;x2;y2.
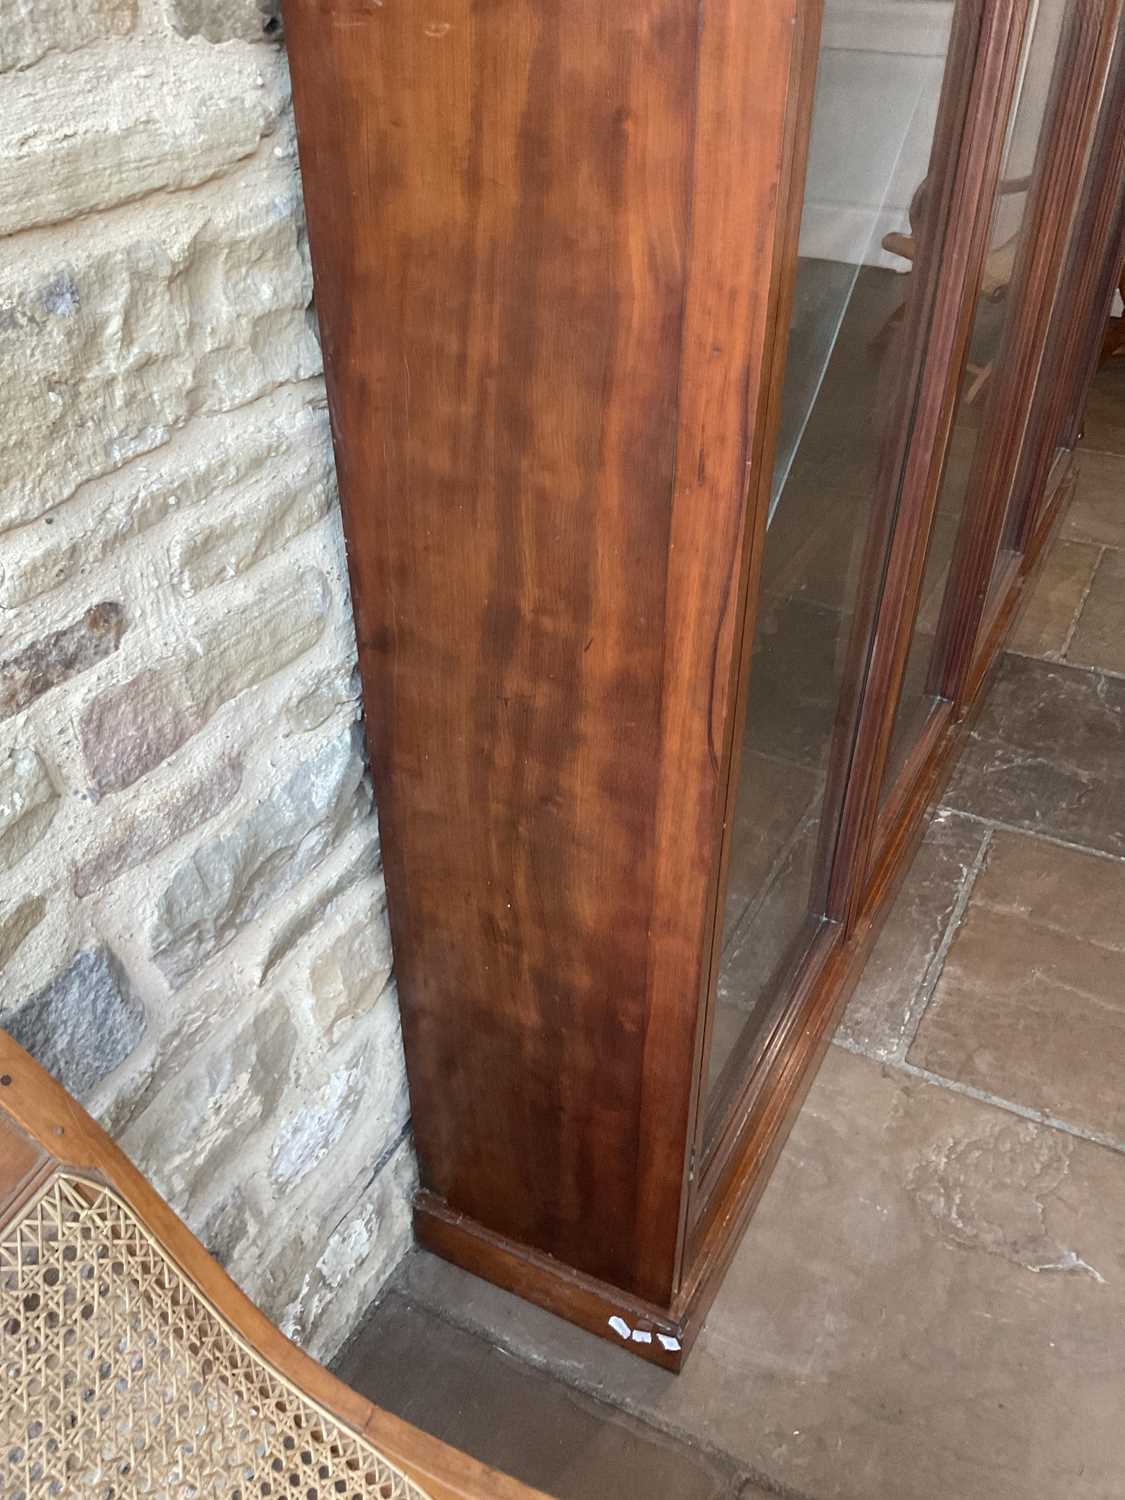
881;0;1070;790
705;0;961;1124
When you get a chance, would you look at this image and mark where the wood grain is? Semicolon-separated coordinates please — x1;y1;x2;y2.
285;0;808;1306
415;1189;687;1372
287;0;692;1297
0;1112;51;1224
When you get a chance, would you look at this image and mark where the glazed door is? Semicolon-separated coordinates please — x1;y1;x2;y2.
694;0;1118;1200
698;0;989;1153
1004;16;1125;550
879;0;1119;809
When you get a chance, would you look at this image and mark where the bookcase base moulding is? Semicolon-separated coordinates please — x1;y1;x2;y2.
284;0;1125;1369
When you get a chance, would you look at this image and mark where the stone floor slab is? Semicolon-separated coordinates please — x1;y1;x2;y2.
837;809;985;1059
1067;546;1125;674
943;653;1125;857
335;1293;749;1500
1079;359;1125;456
1008;538;1101;660
909;830;1125;1141
1061;450;1125;549
395;1048;1125;1500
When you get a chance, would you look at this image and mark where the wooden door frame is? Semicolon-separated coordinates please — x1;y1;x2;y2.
866;0;1119;850
688;0;1030;1231
1009;6;1125;551
685;0;1121;1340
686;0;826;1181
825;0;1032;926
925;0;1115;705
627;0;827;1308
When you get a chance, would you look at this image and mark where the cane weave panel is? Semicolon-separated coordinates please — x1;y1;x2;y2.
0;1173;432;1500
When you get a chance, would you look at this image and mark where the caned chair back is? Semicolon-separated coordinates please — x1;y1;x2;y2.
0;1030;549;1500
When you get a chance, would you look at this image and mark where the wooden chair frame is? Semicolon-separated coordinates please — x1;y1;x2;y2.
0;1028;549;1500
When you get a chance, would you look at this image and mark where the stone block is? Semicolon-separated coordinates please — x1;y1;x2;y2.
839;810;986;1060
1007;539;1101;662
272;1000;408;1193
0;603;125;720
73;754;243;896
3;947;144;1101
1067;545;1125;674
909;831;1125;1142
182;566;329;721
0;169;320;530
258;842;378;981
0;42;288;237
80;667;202;799
335;1295;747;1500
123;1001;297;1211
168;0;282;44
0;747;59;874
269;1061;364;1189
944;654;1125;858
80;569;327;795
309;887;395;1044
170;461;333;596
150;727;371;982
0;392;329;609
276;1143;416;1360
1062;449;1125;548
0;0;136;72
199;1193;256;1268
283;664;360;736
0;895;46;969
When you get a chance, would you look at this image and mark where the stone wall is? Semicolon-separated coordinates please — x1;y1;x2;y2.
0;0;415;1359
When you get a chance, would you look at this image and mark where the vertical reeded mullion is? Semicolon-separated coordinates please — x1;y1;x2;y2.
825;0;1032;925
929;0;1111;703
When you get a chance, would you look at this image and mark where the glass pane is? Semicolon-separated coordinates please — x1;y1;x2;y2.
881;0;1071;789
704;0;964;1124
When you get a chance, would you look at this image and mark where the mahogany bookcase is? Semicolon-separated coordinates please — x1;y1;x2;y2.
284;0;1125;1368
